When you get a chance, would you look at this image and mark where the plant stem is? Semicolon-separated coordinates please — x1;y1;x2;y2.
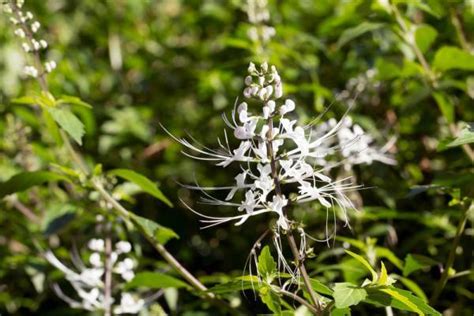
429;201;473;305
103;234;113;316
280;289;319;315
265;118;323;315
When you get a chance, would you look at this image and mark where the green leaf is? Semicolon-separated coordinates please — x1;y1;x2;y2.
433;92;454;123
403;254;437;277
345;250;378;283
446;123;474;148
336;22;384;48
331;307;351;316
397;276;428;302
126;272;188;290
333;283;367;308
48;107;85;145
310;278;333;296
129;213;178;245
365;287;440;315
260;285;281;314
257;246;277;281
433;46;474;72
57;95;93;108
109;169;173;207
208;276;261;295
0;171;69;198
380;288;423;315
414;24;437;53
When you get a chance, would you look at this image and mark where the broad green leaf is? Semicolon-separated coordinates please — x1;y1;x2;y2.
433;92;454;123
126;272;188;289
380;288;423;315
0;171;69;198
433;46;474;72
48;107;85;145
345;250;378;283
57;95;92;108
129;213;178;245
403;254;437;276
415;24;437;53
109;169;173;207
260;285;281;314
258;246;277;282
333;283;367;308
310;278;333;296
336;22;384;48
397;276;428;302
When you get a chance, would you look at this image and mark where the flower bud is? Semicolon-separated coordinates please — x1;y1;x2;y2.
244;75;252;86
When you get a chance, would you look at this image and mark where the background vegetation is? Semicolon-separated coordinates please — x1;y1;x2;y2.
0;0;472;315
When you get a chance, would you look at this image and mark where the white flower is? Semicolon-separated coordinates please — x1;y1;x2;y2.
23;65;38;78
269;195;289;230
115;241;132;254
88;238;105;252
89;252;102;267
14;28;25;38
114;293;145;315
31;21;40;32
279;99;295;115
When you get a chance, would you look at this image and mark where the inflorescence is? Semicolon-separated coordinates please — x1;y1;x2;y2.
3;0;56;78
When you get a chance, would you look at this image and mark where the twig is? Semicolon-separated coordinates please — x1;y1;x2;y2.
103;234;113;316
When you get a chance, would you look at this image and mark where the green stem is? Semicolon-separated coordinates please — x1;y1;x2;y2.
429;201;473;304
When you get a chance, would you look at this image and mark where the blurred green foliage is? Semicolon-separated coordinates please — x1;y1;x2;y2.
0;0;473;314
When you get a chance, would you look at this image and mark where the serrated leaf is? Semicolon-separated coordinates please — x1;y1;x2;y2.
126;272;188;290
48;107;85;145
310;278;333;296
257;246;277;282
0;171;69;198
433;46;474;72
345;250;378;283
333;283;367;308
129;213;178;245
403;254;437;276
109;169;173;207
336;22;384;48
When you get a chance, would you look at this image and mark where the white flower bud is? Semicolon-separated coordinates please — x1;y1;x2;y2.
88;238;105;252
265;85;273;99
248;62;256;74
266;100;276;112
244;75;252;86
39;39;48;49
22;42;30;52
250;86;259;96
23;66;38;78
3;4;12;13
261;62;268;72
89;252;102;267
45;60;57;73
31;21;40;33
274;82;283;98
25;11;33;20
14;28;25;38
10;17;19;24
116;241;132;253
243;87;252;98
31;39;41;50
262;106;270;119
258;76;265;86
258;88;266;100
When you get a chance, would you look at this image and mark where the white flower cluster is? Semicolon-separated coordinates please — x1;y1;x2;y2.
174;62;363;234
315;117;396;171
245;0;275;44
3;0;56;78
45;239;146;314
